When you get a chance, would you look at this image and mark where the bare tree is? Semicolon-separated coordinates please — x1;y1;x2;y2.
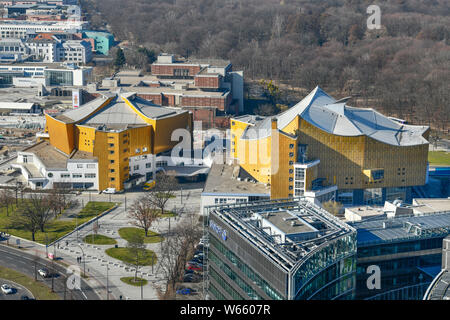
157;219;202;293
13;193;55;239
322;200;343;217
128;196;160;237
0;189;14;217
147;173;177;217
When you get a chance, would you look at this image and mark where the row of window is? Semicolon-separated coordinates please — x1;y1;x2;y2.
59;173;96;179
214;198;247;205
209;235;284;300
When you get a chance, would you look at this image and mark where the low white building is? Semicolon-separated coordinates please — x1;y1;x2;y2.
11;141;99;190
59;40;92;64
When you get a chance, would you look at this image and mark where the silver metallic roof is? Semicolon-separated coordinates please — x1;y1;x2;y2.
240;86;429;146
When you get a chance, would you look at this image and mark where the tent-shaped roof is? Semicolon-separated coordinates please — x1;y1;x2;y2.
241;86;429;147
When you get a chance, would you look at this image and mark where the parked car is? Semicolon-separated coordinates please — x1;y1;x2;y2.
1;284;13;294
187;260;203;267
194;252;204;259
176;287;196;295
38;268;49;278
183;274;202;283
191;257;204;264
186;264;202;271
102;188;116;194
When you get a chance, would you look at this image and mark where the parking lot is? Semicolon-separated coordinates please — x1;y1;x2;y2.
0;279;34;300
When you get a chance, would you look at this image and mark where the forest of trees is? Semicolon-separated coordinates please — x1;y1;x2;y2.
81;0;449;133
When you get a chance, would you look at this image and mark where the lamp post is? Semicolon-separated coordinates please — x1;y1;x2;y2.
102;264;109;300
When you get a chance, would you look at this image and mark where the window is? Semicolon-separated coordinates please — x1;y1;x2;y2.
133;165;139;170
142;147;148;152
87;164;96;169
60;173;70;178
135;148;141;154
289;144;294;149
110;169;115;173
110;160;115;164
289;152;294;157
72;174;82;178
77;164;83;169
110;177;115;181
85;173;96;178
109;150;114;154
146;163;151;169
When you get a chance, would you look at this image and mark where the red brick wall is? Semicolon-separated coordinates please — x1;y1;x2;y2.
137;93;162;105
194;75;220;89
151;64;201;77
181;96;227;111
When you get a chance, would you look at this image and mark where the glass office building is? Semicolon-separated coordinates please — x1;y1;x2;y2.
351;212;450;300
204;198;357;300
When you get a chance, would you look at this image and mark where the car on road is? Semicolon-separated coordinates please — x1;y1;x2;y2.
187;260;203;267
102;188;116;194
38;268;50;278
143;180;156;191
1;284;13;294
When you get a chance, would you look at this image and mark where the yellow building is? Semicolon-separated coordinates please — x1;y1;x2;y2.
39;92;192;192
231;86;430;206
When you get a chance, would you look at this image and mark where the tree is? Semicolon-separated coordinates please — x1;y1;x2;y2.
157;218;202;293
126;232;147;281
114;47;126;70
0;189;14;217
147;173;177;217
128;196;160;237
14;193;55;240
322;200;343;217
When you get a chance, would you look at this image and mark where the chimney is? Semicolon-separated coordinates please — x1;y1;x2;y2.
271;117;277;130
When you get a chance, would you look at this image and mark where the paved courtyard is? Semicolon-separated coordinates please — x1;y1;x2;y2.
4;184;204;300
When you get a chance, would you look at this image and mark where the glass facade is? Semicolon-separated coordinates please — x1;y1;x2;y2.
45;70;73;86
209;235;284;300
209;268;244;300
293;233;357;297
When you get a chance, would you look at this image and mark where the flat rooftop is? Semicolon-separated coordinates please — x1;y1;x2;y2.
207;198;355;270
351;211;450;246
264;210;316;234
345;206;385;220
202;161;270;197
413;198;450;214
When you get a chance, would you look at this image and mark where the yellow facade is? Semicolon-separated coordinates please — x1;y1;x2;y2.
44;93;192;191
231;112;429;200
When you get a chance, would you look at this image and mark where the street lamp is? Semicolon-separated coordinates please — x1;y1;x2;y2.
102;264;110;300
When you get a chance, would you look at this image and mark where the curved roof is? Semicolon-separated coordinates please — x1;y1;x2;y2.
240;86;429;147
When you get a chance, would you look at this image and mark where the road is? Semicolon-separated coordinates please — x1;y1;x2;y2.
0;279;33;300
0;245;100;300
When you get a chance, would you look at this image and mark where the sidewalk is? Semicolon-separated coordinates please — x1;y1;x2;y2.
4;187;203;300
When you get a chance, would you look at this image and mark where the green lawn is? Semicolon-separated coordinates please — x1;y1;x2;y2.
158;210;177;218
118;227;163;243
0;265;60;300
105;247;157;266
120;277;148;287
0;201;116;245
428;151;450;166
83;234;117;245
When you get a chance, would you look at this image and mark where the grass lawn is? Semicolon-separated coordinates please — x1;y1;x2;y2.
0;201;116;245
0;265;60;300
105;247;157;266
158;210;177;218
83;234;117;245
118;227;163;244
428;151;450;166
120;277;148;287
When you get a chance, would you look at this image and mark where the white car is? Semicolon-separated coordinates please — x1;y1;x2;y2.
1;284;13;294
38;268;49;278
102;188;116;194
